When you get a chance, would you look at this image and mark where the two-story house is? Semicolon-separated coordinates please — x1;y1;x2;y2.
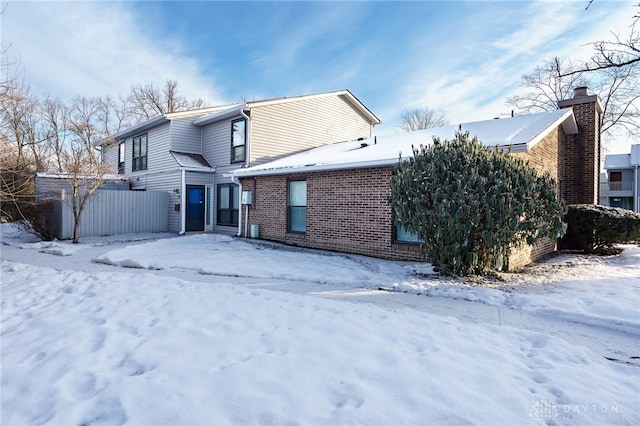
99;90;380;235
601;144;640;212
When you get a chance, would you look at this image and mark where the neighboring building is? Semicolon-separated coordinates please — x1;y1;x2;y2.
601;144;640;212
98;90;380;235
35;173;129;201
227;87;602;270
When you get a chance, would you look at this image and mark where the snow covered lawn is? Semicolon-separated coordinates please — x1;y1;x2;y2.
1;228;639;425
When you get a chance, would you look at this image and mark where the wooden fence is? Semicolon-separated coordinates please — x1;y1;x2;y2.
51;190;168;240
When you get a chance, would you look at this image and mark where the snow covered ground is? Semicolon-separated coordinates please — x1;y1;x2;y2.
1;224;639;425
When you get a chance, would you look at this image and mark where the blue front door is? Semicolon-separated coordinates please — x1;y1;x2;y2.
186;185;205;232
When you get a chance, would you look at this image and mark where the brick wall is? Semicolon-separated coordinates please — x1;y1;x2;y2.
558;97;602;204
512;127;560;181
241;157;560;269
509;128;562;268
240;167;423;261
508;238;556;270
241;97;600;270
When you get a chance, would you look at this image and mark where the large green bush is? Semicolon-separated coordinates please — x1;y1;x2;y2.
560;204;640;253
389;131;566;275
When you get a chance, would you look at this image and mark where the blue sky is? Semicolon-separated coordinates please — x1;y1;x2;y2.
2;1;636;152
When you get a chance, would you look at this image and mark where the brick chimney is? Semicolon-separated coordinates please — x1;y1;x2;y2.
557;86;603;205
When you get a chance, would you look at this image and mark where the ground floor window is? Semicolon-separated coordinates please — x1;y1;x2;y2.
610;197;634;211
288;180;307;233
394;223;423;243
217;184;239;226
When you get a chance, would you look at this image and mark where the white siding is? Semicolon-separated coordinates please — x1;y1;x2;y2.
200;118;245;234
119;121;173;179
170;117;202;154
139;171;182;232
201;118;236;169
185;171;214;186
101;143;120;174
145;122;174;174
249;94;373;165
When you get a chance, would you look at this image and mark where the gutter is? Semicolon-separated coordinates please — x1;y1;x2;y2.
633;166;640;213
230;108;251;238
224;157;411;179
240;109;251;168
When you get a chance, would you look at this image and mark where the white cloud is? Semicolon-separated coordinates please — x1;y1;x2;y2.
2;1;225;105
396;0;634;127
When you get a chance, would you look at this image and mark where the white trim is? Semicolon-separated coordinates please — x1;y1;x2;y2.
247;89;380;125
230;176;243;237
192;104;246;127
525;109;578;151
180;169;186;235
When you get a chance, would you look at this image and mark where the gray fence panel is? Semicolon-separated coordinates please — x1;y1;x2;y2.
52;190;168;239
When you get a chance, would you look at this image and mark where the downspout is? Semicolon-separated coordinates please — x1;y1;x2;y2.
240;109;251;168
233;108;251;238
179;169;186;235
230;175;242;237
633;166;640;213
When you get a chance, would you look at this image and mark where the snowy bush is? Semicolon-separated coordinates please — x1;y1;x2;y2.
389;131;566;276
560;204;640;254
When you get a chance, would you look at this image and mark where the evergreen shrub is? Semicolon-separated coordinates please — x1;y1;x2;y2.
389;131;566;275
560;204;640;253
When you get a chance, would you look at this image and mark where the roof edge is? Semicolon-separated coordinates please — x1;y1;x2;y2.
525;109;577;151
246;89;381;126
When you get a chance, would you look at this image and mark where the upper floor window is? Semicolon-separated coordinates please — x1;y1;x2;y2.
118;142;125;174
288;180;307;233
132;134;147;172
231;118;246;163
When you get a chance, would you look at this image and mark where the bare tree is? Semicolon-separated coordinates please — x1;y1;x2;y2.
565;2;639;74
399;107;449;131
60;96;115;243
39;96;70;173
506;57;589;113
506;56;640;145
127;79;205;121
96;95;133;136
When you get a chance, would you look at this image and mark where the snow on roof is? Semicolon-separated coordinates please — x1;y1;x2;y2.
170;151;214;170
36;172;127;181
98;105;242;145
227;109;577;177
192;104;246;127
631;144;640;166
604;144;640;169
604;154;631;169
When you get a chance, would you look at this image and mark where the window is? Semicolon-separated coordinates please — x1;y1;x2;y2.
610;197;633;210
118;142;125;174
394;223;423;243
132;134;148;171
609;171;625;191
288;180;307;233
217;184;239;226
231;118;246;163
